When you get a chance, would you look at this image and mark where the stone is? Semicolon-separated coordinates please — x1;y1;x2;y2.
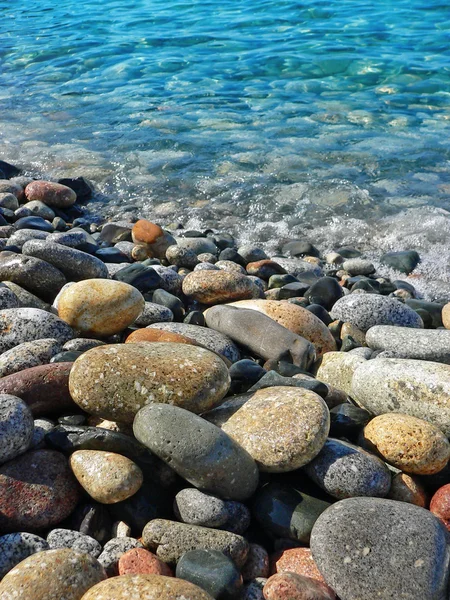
0;252;66;301
0;449;80;533
69;502;112;546
134;404;258;501
113;263;162;293
151;288;185;320
22;239;109;281
238;245;268;263
242;544;269;581
70;343;230;423
151;265;183;295
80;574;214;600
304;277;344;311
430;484;450;530
0;193;19;210
99;222;133;244
366;325;450;364
70;450;143;504
0;161;20;178
263;572;336;600
2;281;51;311
362;413;450;475
342;258;375;276
388;473;427;507
98;536;143;575
112;521;132;538
21;200;55;220
270;548;327;585
30;417;55;449
166;245;199;269
229;359;266;393
132;220;176;258
0;532;49;579
142;519;249;567
0;362;76;417
0;308;72;354
221;387;329;472
304;438;391;499
134;302;174;327
246;260;286;280
177;237;218;256
316;352;367;396
282;240;320;258
216;259;246;274
25;180;77;207
330;294;423;332
204;305;315;370
380;250;420;274
310;497;450;600
252;483;330;544
0;180;23;199
47;528;102;557
0;338;62;377
57;176;94;202
182;270;254;304
118;548;173;576
176;549;242;599
0;394;34;464
174;488;230;528
0;287;19;311
351;358;450;436
329;403;372;440
8;228;50;249
443;303;450;329
241;578;266;600
126;328;202;346
63;338;105;352
0;549;106;599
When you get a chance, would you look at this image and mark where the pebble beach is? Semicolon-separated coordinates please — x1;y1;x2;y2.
0;163;449;599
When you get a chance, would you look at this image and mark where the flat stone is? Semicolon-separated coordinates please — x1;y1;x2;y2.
0;532;49;579
0;449;80;533
0;308;72;354
58;279;144;337
0;338;62;377
142;519;249;567
304;438;391;499
47;528;102;557
342;258;375;276
310;497;450;600
98;536;143;576
182;271;255;304
351;358;450;436
134;302;174;327
25;180;77;207
330;294;423;331
70;343;230;423
80;574;214;599
316;352;367;396
221;387;329;472
177;237;218;256
0;394;34;464
263;572;336;600
134;404;258;501
118;548;173;576
0;252;66;301
70;450;143;504
176;549;242;599
366;325;450;364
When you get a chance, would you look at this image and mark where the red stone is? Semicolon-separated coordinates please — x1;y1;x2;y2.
263;572;336;600
430;484;450;531
118;548;173;576
25;180;77;208
270;548;328;586
131;220;164;245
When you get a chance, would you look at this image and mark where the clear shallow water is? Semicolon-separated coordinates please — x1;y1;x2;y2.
1;0;450;294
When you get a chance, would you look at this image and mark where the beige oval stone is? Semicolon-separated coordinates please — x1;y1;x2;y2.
58;279;144;337
229;299;336;358
69;342;230;423
443;303;450;329
316;351;367;395
70;450;143;504
81;574;213;600
182;271;255;304
221;386;330;472
362;413;450;475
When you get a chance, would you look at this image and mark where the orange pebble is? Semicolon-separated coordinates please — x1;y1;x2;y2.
270;548;327;586
118;547;173;577
125;329;199;345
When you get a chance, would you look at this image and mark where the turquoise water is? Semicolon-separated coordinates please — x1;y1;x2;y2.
1;0;450;287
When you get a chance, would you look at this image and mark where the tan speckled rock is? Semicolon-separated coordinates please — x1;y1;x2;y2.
182;271;255;304
316;351;367;396
340;322;366;346
58;279;144;337
0;549;106;599
443;303;450;329
229;299;336;358
387;473;427;507
69;342;230;423
221;387;329;472
362;413;450;475
81;574;213;600
70;450;143;504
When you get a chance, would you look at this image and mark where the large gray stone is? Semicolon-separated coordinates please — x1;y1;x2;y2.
366;326;450;364
310;497;450;600
0;338;62;377
0;252;66;301
0;394;34;464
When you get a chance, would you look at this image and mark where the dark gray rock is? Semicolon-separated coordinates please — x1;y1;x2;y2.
0;394;34;464
0;533;49;579
15;215;54;232
282;240;320;258
174;488;230;528
366;325;450;364
0;287;19;310
380;250;420;274
97;536;143;576
133;302;173;327
47;528;102;557
8;229;51;249
0;338;62;377
1;281;50;311
310;497;450;600
0;252;66;301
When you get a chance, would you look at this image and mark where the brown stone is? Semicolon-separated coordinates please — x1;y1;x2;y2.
387;473;427;507
118;548;173;576
430;484;450;531
263;572;336;600
182;271;255;304
246;260;286;279
270;548;328;585
25;180;77;207
132;220;165;245
126;328;200;346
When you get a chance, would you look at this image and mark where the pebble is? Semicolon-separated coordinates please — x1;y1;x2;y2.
270;548;328;585
70;502;112;546
388;472;427;507
0;286;20;309
329;403;372;441
151;264;184;294
118;547;173;576
63;338;105;352
30;417;55;448
0;449;80;532
112;520;132;538
58;279;145;337
310;497;450;600
21;200;55;220
380;250;420;274
0;532;49;579
8;228;51;249
330;294;424;331
304;438;392;499
305;276;344;310
173;488;231;528
113;263;162;293
182;270;255;304
0;394;34;464
342;258;375;276
316;351;367;396
351;358;450;435
0;308;72;354
25;180;77;207
98;536;143;575
366;325;450;364
70;450;143;504
133;302;174;326
134;404;259;501
2;280;51;311
47;528;102;557
70;343;230;423
177;236;218;255
0;338;62;377
242;544;270;581
15;215;54;232
80;574;214;600
126;327;202;346
131;220;176;258
0;180;22;199
166;244;199;268
263;572;336;600
241;578;267;600
0;252;67;301
430;484;450;530
142;519;249;567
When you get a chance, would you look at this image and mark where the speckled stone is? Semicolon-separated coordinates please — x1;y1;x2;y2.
2;281;50;311
0;286;19;309
81;574;214;600
63;338;105;352
220;500;251;534
388;473;427;507
126;328;202;346
30;418;55;449
166;245;199;269
242;544;270;581
362;413;450;475
112;521;132;538
304;438;391;499
97;537;144;575
316;351;367;396
351;358;450;436
47;528;102;558
310;497;450;600
366;325;450;364
134;403;258;500
25;180;77;207
221;387;329;472
58;279;144;337
241;578;267;600
118;548;173;576
151;265;184;295
177;237;218;256
21;200;55;220
0;394;34;464
330;294;423;332
0;449;80;533
430;484;450;531
174;488;230;528
0;533;49;579
143;519;249;567
0;252;67;301
182;271;254;304
176;549;242;599
270;548;328;586
0;338;62;377
147;322;240;363
70;450;143;504
133;302;174;327
263;572;336;600
8;228;51;249
70;343;230;423
0;308;73;354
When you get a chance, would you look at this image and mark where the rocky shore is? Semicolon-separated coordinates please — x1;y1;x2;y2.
0;160;450;599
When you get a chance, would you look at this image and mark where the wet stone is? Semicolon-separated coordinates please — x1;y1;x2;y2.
25;180;77;207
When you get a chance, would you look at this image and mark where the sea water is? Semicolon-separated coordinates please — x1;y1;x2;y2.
1;0;450;297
